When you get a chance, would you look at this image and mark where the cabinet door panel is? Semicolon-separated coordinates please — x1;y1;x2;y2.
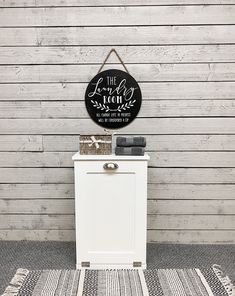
75;160;147;266
85;173;136;262
78;172;136;263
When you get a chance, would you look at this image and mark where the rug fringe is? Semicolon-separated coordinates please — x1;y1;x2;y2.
1;268;29;296
212;264;235;296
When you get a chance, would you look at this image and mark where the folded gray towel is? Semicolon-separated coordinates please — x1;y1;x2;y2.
115;146;145;156
116;136;146;147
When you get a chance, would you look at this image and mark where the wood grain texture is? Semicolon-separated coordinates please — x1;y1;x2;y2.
0;229;234;242
0;214;75;229
1;0;235;7
1;82;235;101
1;151;235;167
43;136;79;151
1;118;235;134
149;168;235;184
44;135;235;151
1;45;235;64
0;101;41;118
0;63;234;83
0;168;74;183
0;213;233;230
0;229;75;241
0;199;75;214
148;215;235;229
0;152;74;167
148;200;235;214
148;230;235;243
0;199;234;215
1;167;235;184
0;6;235;27
0;135;42;151
41;100;235;118
1;26;234;46
3;100;235;119
148;152;235;167
0;183;74;198
0;183;234;200
148;184;235;200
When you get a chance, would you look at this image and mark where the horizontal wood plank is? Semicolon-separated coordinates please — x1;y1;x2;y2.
148;215;235;229
0;168;74;183
0;183;74;198
1;199;234;215
0;214;75;229
148;152;235;167
148;200;235;214
0;6;235;27
0;63;235;83
0;229;75;241
148;230;235;243
1;167;235;184
0;101;41;118
41;100;235;118
0;229;234;243
0;214;233;230
149;168;235;183
1;82;235;101
1;26;234;46
128;135;235;151
1;45;235;64
1;151;235;167
1;0;235;7
44;135;235;152
148;184;235;200
0;183;234;200
0;152;74;167
0;135;42;151
1;100;232;118
42;102;86;118
43;136;79;151
1;118;235;134
2;100;235;119
0;83;87;101
0;199;75;214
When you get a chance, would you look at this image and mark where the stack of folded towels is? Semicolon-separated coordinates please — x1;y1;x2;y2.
115;136;146;156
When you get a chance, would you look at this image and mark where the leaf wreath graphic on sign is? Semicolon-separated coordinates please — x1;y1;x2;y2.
85;49;142;129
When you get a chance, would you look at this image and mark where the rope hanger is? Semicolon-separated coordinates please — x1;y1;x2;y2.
97;48;130;74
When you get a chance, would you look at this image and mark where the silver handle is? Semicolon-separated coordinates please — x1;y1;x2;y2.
103;162;119;170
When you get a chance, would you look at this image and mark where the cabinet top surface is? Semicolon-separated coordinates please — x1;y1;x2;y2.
72;152;150;161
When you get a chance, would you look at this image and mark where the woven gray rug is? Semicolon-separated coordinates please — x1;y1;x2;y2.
2;265;235;296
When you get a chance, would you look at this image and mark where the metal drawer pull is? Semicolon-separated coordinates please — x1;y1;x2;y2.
103;162;119;170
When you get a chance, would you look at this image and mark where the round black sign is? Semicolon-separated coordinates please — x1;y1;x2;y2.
85;69;142;129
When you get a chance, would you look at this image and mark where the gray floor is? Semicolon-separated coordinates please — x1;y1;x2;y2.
0;242;234;293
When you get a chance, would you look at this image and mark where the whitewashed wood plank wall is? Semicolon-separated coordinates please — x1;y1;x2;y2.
0;0;235;243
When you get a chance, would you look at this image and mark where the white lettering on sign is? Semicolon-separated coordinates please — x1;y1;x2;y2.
103;96;123;104
88;77;136;103
85;69;142;129
107;76;117;85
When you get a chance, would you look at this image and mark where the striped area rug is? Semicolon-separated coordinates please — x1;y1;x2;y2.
2;265;235;296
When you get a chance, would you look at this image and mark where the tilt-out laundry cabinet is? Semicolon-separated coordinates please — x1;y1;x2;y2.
72;153;149;269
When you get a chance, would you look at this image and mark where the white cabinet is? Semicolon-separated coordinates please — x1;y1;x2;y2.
72;153;149;269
